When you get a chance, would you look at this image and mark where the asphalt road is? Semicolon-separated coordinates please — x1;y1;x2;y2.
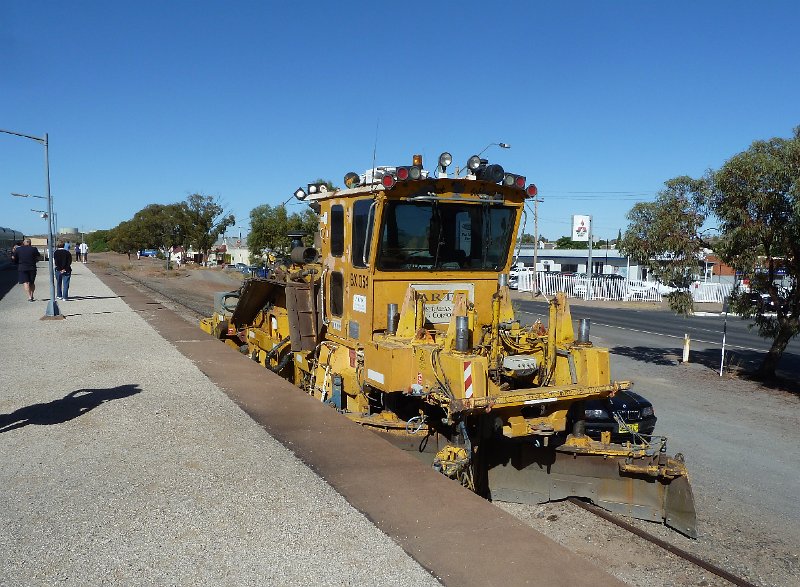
514;299;800;383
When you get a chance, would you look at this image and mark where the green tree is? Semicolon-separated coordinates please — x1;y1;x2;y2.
181;194;235;264
85;229;111;253
108;220;140;255
621;127;800;378
248;204;291;259
126;203;187;261
712;128;800;377
620;176;710;314
555;236;588;250
248;204;319;261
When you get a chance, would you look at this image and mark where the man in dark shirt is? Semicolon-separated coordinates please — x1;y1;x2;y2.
11;238;42;302
53;241;73;301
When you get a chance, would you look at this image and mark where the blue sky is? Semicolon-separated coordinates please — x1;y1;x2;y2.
2;1;798;241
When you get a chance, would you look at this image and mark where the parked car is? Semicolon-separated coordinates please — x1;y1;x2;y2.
244;265;269;278
572;389;657;442
746;292;778;313
624;283;659;300
234;262;248;272
139;249;158;257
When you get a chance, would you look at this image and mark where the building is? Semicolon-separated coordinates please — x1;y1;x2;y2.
207;237;250;266
514;245;643;278
514;245;734;284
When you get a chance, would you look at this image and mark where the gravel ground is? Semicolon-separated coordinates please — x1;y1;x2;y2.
85;254;800;587
0;261;440;586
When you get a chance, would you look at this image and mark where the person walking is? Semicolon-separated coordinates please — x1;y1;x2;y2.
53;241;72;301
79;241;89;263
75;243;81;263
11;238;41;302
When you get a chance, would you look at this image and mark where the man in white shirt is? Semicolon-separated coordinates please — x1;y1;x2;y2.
79;242;89;263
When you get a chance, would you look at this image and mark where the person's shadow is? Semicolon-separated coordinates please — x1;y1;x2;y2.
0;384;142;433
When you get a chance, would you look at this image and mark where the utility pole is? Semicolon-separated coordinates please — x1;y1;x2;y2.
532;195;543;295
585;216;593;301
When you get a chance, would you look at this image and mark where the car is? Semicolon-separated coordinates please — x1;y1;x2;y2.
234;262;248;271
746;292;778;313
139;249;158;257
244;265;269;278
624;283;660;300
572;389;657;442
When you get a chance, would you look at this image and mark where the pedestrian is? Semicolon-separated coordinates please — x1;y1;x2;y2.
11;238;41;302
79;241;89;263
53;241;72;301
75;243;81;263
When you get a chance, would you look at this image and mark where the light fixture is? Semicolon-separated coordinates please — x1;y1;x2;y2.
294;187;307;200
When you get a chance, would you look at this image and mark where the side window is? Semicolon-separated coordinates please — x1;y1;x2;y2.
330;271;344;316
352;199;373;267
331;205;344;257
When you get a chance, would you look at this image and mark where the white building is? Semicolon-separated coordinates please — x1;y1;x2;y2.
514;246;647;279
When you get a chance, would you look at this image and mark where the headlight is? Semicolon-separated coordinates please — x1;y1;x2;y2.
641;406;654;418
584;409;608;419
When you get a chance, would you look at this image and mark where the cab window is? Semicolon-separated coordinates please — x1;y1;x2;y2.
330;271;344;316
331;205;344;257
352;199;373;267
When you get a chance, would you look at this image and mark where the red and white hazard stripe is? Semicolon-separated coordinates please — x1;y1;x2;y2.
464;361;473;398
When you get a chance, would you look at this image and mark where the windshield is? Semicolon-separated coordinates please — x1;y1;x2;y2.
376;200;515;271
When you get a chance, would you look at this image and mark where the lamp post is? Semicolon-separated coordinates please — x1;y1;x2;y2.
3;128;62;319
477;142;511;157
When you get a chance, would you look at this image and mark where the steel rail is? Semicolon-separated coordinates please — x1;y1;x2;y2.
567;498;757;587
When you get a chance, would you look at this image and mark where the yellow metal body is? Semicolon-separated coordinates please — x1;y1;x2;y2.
199;167;696;536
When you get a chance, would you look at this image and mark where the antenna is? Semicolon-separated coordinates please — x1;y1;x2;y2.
370;119;379;192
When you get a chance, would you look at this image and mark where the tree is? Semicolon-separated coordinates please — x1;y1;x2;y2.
128;203;187;255
181;194;235;264
621;127;800;378
249;204;291;259
555;236;588;250
108;220;142;255
248;204;319;261
85;229;111;253
711;128;800;377
620;176;710;314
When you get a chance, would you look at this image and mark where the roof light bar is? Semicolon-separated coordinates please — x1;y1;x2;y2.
396;166;421;181
503;173;527;189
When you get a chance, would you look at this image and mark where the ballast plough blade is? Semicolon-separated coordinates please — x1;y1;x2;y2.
486;434;698;538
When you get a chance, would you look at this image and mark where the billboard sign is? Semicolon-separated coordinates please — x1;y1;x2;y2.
572;215;590;242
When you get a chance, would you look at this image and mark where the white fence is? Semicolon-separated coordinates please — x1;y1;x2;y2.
514;270;731;304
689;282;733;303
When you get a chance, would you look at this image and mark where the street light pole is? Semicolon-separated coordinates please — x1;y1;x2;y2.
2;128;62;319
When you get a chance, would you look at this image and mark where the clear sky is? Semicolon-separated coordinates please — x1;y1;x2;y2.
2;1;798;241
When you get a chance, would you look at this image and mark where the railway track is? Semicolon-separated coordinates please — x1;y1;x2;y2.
107;265;759;587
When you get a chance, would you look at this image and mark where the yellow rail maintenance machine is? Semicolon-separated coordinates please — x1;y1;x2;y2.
201;152;697;537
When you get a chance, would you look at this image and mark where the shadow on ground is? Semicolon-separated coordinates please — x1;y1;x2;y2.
0;384;142;433
611;346;800;396
0;267;20;303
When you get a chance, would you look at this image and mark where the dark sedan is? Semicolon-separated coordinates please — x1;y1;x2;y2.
575;389;657;442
